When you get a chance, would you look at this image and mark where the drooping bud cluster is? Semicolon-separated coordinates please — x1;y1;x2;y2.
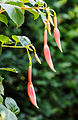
26;9;63;108
0;0;63;110
43;10;63;71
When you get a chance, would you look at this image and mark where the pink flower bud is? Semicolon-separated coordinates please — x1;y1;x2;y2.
44;44;56;72
27;81;39;109
35;52;41;64
28;65;39;108
53;28;62;52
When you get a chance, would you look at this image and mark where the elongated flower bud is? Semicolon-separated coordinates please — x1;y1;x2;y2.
27;81;39;108
35;52;41;64
53;28;62;52
28;65;39;108
44;28;56;72
49;15;54;26
47;22;51;36
44;44;56;72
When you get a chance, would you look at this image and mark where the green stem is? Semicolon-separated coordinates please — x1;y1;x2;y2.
2;45;33;52
2;45;26;48
27;48;32;66
15;41;17;46
30;44;36;53
49;9;56;16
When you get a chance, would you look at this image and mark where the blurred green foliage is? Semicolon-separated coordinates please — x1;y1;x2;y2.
0;0;78;120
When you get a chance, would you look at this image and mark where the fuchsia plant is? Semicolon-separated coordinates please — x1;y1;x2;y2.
0;0;63;109
27;12;62;107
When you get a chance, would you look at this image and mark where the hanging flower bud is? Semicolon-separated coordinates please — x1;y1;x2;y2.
44;28;56;72
47;22;51;36
53;28;62;52
27;81;39;109
35;52;41;64
54;14;63;52
49;15;54;26
28;65;39;108
44;44;56;72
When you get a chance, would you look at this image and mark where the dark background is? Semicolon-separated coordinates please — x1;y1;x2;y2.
0;0;78;120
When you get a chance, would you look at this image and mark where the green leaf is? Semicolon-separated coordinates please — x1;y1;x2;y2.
53;0;67;8
5;97;20;115
5;39;13;44
24;5;39;20
41;13;46;23
29;0;36;5
12;35;31;46
0;35;9;44
36;0;45;6
0;76;4;82
5;0;25;14
12;35;20;43
0;84;4;95
5;0;23;7
0;41;2;55
0;104;17;120
38;10;46;23
0;68;18;73
0;3;24;27
0;95;3;104
20;0;29;3
0;35;13;45
0;14;8;26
